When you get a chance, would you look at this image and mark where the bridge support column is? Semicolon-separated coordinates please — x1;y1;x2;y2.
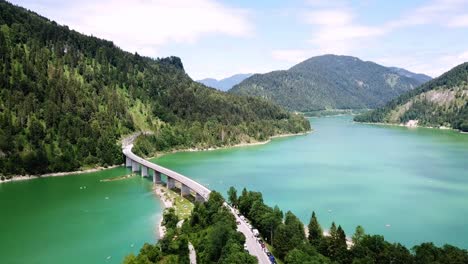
153;171;162;184
141;166;148;177
125;156;132;168
167;177;176;190
195;193;205;203
131;161;139;173
181;184;191;197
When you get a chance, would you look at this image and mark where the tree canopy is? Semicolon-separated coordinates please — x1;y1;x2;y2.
0;0;310;177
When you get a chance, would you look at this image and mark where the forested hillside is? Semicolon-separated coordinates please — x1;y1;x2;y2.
230;55;426;111
0;1;310;177
354;62;468;132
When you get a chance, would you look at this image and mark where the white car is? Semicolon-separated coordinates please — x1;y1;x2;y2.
243;243;248;251
253;229;259;237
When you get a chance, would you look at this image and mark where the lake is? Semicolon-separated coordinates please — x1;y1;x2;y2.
154;115;468;248
0;115;467;264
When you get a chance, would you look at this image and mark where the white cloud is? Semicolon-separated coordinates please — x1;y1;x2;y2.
299;0;468;65
387;0;468;29
304;9;385;54
304;9;353;26
374;50;468;77
15;0;253;57
447;14;468;27
271;49;310;63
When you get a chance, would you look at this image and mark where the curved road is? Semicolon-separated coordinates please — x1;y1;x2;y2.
123;139;271;264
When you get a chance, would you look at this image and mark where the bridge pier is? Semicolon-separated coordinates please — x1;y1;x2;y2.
167;177;176;190
195;193;205;203
153;171;162;184
125;156;132;168
141;166;148;177
131;160;139;172
181;184;191;197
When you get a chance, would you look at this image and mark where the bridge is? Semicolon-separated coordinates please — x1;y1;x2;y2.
122;134;272;264
123;144;210;202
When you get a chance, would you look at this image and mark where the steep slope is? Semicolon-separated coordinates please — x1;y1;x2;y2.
354;62;468;131
0;1;310;177
388;67;432;84
230;55;426;111
198;73;253;91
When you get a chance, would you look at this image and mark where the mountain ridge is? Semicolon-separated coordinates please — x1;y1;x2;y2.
230;55;430;111
198;73;253;91
354;62;468;131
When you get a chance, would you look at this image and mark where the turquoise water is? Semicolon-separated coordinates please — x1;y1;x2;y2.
0;167;161;264
153;115;468;248
0;115;467;264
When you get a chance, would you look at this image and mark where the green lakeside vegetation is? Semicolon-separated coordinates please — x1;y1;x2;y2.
126;187;468;263
354;62;468;132
230;55;427;112
123;191;256;264
160;187;194;220
0;0;310;178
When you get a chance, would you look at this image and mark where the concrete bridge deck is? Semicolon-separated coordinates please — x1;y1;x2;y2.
122;135;271;264
123;144;211;201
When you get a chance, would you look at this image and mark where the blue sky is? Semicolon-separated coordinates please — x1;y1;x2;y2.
10;0;468;79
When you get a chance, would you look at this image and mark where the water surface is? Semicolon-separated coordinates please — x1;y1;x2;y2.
0;167;160;264
1;115;467;264
154;115;468;248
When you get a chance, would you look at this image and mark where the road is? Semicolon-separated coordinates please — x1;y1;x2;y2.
123;144;211;200
228;205;272;264
188;242;196;264
123;136;271;263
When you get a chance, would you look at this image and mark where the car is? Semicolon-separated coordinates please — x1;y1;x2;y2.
243;244;248;251
266;252;272;256
269;255;277;264
261;243;265;248
252;229;259;237
240;215;245;221
236;221;241;225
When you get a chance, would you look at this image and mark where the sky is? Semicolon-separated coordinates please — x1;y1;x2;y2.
10;0;468;80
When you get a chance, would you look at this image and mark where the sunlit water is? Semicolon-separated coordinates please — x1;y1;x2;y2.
154;115;468;249
0;167;161;264
1;115;467;264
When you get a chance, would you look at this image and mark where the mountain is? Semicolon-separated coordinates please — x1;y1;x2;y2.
230;55;428;112
388;67;432;84
198;73;253;91
0;1;310;177
354;62;468;131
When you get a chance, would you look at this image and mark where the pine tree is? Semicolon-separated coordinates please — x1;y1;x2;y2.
308;211;323;245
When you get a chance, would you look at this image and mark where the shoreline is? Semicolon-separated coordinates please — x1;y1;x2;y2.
154;184;173;239
1;130;312;185
148;131;311;240
145;130;312;160
0;164;121;185
355;121;467;133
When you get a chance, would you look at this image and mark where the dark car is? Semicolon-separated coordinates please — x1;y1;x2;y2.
269;255;276;264
266;252;272;256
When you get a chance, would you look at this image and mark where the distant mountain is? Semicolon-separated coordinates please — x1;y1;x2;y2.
355;62;468;131
388;67;432;84
198;73;253;91
230;55;429;111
